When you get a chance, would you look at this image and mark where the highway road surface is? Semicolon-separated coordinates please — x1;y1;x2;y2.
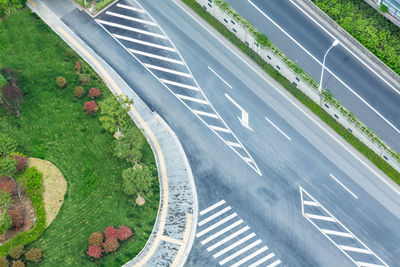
40;0;400;266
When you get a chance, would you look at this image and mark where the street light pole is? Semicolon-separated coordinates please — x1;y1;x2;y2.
319;39;339;105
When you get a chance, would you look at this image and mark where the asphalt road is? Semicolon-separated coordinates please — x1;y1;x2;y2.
225;0;400;153
40;0;400;266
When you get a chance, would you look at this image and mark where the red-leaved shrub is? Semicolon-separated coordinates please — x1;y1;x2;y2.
0;179;17;195
10;155;26;172
117;226;133;241
88;88;101;99
87;246;102;259
83;101;98;115
104;226;118;239
103;238;119;253
8;209;23;228
88;232;103;246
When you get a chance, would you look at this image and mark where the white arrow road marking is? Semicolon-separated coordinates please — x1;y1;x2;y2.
225;93;254;131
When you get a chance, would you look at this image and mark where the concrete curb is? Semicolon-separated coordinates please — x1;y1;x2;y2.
27;0;197;266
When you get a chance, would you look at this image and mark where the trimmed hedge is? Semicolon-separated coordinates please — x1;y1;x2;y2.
0;167;45;256
182;0;400;184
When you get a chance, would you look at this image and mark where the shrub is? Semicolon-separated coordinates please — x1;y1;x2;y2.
88;232;103;246
113;127;145;164
1;81;23;116
24;247;43;263
117;225;132;241
104;226;118;239
102;237;119;253
87;246;102;259
8;245;24;260
11;260;24;267
122;165;154;197
380;4;388;13
0;157;16;178
88;88;101;99
79;74;90;85
0;191;11;210
24;167;43;196
0;179;17;195
0;210;11;235
10;154;26;172
65;48;75;58
55;76;66;88
83;101;98;115
74;86;85;98
8;209;23;228
0;256;8;267
0;134;17;157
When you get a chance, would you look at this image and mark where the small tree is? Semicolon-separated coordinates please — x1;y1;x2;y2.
87;246;102;259
99;94;133;134
83;101;98;115
0;179;16;195
0;134;17;157
117;226;133;241
10;154;26;172
56;76;67;88
0;210;11;235
113;127;144;165
0;157;17;179
0;0;23;17
24;248;43;263
88;88;101;99
74;86;85;98
8;245;24;260
79;74;90;85
8;208;23;228
104;226;118;239
103;238;119;253
0;191;11;210
122;165;154;198
88;232;104;246
1;81;22;116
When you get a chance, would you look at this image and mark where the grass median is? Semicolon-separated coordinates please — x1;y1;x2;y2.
0;9;159;266
182;0;400;185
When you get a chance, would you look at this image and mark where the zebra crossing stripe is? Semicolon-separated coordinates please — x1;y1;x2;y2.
206;226;250;252
199;200;225;216
201;219;243;245
198;206;232;226
213;233;256;258
231;246;268;267
105;11;156;25
249;252;275;267
116;3;146;13
196;213;237;238
219;239;262;265
96;19;167;39
267;259;282;267
113;34;175;51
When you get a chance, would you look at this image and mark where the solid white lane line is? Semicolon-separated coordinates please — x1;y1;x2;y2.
249;0;400;136
209;125;230;133
196;213;237;238
207;226;250;252
113;34;175;51
243;157;252;163
176;94;209;105
198;206;232;226
219;239;262;265
265;116;291;140
105;11;156;25
201;219;243;245
116;3;145;13
267;259;282;267
303;200;319;206
208;66;232;88
226;141;242;148
193;109;218;118
231;246;268;267
213;233;256;258
200;200;225;216
96;19;167;39
144;63;191;77
339;245;373;254
329;173;358;199
161;79;199;91
129;49;184;64
305;213;336;222
322;229;353;238
356;261;386;267
249;252;275;267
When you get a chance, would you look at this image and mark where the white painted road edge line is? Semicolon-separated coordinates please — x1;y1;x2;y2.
200;200;225;216
329;173;358;199
265;116;291;140
248;0;400;136
208;66;233;88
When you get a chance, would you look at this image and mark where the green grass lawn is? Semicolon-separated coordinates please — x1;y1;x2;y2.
0;9;159;266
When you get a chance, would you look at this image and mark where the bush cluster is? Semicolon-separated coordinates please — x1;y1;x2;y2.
88;88;101;99
74;86;85;98
2;243;42;264
83;100;98;115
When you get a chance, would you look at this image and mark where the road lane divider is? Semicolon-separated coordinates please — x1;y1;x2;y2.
208;66;233;88
265;117;291;141
329;173;358;199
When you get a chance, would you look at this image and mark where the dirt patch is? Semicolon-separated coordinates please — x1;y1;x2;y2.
27;158;67;227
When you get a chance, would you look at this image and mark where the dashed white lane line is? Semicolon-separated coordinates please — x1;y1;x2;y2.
249;252;275;267
226;141;242;148
198;206;232;226
231;246;268;267
200;200;225;216
105;11;156;26
161;79;200;91
265;116;291;141
321;229;353;238
113;34;175;51
248;0;400;136
208;66;233;89
116;3;145;13
339;245;373;254
213;233;256;258
96;19;167;39
329;173;358;199
207;226;250;252
305;213;336;222
267;259;282;267
129;49;184;64
219;239;262;265
201;219;243;245
196;213;238;238
176;94;209;105
356;261;386;267
143;63;191;77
